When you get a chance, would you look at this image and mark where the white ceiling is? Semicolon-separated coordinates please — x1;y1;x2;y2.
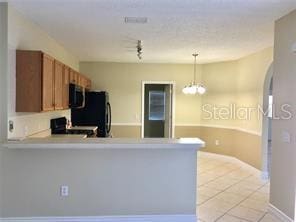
9;0;296;64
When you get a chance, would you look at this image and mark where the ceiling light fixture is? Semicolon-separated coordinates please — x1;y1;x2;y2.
182;54;206;95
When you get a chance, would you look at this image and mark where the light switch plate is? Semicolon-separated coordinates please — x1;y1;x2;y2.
281;131;290;143
292;42;296;54
8;120;14;132
60;185;69;197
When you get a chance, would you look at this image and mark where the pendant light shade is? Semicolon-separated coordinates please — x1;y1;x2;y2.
183;54;206;95
197;84;206;95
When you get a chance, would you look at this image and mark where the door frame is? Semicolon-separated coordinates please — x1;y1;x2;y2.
141;81;176;138
261;63;273;179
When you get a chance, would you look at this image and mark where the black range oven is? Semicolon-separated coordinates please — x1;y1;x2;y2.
50;117;97;138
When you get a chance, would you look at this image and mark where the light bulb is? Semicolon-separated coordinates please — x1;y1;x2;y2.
182;86;190;94
197;85;206;94
188;86;197;94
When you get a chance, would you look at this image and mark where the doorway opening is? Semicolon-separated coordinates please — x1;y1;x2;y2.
261;63;273;179
141;81;175;138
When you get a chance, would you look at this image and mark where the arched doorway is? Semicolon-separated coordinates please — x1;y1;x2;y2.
261;63;273;179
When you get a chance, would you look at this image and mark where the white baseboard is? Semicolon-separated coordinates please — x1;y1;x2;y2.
198;151;264;178
0;214;196;222
268;204;294;222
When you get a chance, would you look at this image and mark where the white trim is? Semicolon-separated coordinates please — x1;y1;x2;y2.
261;63;273;181
112;123;141;126
199;124;261;136
141;81;176;139
175;123;200;127
110;123;261;136
198;151;263;178
235;127;261;136
0;214;196;222
268;204;294;222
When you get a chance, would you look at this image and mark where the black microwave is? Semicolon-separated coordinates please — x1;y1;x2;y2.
69;83;85;108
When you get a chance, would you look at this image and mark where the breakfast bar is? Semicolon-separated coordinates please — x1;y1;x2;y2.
3;138;204;221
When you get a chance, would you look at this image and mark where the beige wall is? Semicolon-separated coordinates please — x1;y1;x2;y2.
7;6;80;139
80;62;202;126
111;125;141;138
198;127;261;169
0;2;8;217
236;47;273;133
200;48;272;170
201;61;239;128
201;47;273;134
270;9;296;219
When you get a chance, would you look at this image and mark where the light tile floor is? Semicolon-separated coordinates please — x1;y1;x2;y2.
197;152;281;222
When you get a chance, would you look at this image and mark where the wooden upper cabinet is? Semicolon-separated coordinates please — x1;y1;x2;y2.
86;78;92;90
42;54;55;111
70;70;92;90
63;65;70;109
16;50;91;112
53;60;64;110
16;50;43;112
79;74;86;88
16;50;55;112
69;69;79;84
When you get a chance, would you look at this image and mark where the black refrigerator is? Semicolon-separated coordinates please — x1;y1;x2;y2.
71;91;111;137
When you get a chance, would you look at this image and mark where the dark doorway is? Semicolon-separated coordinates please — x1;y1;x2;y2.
143;83;173;138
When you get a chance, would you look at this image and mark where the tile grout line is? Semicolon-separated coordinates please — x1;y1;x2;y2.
213;181;269;222
197;162;248;219
198;162;246;185
197;163;257;220
197;158;269;221
197;171;251;206
257;212;268;222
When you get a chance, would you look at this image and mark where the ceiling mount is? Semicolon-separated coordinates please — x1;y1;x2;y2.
137;40;143;60
124;17;148;24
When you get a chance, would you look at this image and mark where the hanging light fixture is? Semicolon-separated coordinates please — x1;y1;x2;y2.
182;53;206;95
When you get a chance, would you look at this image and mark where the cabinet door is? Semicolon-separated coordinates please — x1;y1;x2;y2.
79;74;86;88
69;69;79;84
86;78;92;90
42;54;55;111
69;69;76;84
54;60;64;110
63;65;70;109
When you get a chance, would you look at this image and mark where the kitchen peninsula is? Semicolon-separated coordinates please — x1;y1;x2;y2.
4;138;204;221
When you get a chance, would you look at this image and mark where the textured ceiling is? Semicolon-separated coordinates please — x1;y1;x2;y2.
8;0;296;64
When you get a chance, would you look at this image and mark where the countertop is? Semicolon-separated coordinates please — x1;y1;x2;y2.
4;137;205;150
48;134;87;139
68;126;98;131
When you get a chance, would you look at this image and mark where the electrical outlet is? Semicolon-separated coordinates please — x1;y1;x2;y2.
60;185;69;197
215;140;220;146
